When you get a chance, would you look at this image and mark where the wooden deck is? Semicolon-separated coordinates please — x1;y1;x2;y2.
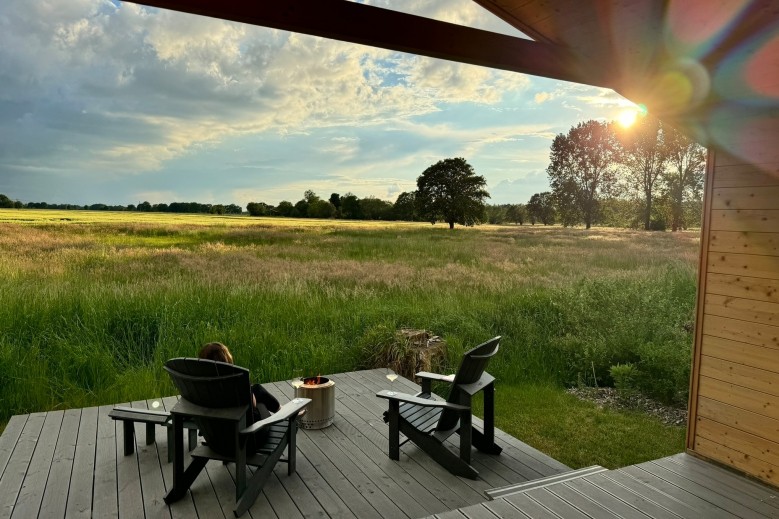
0;369;569;518
432;453;779;519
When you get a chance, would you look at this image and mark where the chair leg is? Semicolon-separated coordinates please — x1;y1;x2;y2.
145;422;155;445
483;382;496;444
459;412;471;466
388;400;400;460
234;440;288;517
235;447;247;502
165;414;208;503
401;422;479;479
167;425;174;463
188;427;198;452
122;421;134;456
164;456;207;503
472;428;502;455
287;418;297;476
472;383;502;455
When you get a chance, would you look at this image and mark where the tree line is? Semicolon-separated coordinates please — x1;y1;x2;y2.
543;116;705;230
246;116;705;231
476;116;705;230
246;157;489;229
2;115;704;230
0;194;243;215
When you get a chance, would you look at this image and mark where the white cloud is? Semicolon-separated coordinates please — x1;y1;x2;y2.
0;0;629;206
0;0;534;178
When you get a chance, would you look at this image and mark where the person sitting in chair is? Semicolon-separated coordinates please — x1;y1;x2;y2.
198;342;281;421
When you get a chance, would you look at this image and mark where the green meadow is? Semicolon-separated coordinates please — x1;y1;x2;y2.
0;209;697;468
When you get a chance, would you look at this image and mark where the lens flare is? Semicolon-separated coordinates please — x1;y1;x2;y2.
618;109;639;128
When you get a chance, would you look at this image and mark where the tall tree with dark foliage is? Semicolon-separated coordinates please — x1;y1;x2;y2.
547;120;620;229
416;158;490;229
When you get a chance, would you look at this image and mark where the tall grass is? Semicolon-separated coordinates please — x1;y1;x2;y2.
0;210;700;424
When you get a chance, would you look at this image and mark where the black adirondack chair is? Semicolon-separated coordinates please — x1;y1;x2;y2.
377;336;502;479
162;358;310;517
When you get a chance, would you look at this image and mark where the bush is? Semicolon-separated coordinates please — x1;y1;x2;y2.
542;267;694;403
610;363;638;392
649;218;667;231
635;341;691;405
358;325;446;380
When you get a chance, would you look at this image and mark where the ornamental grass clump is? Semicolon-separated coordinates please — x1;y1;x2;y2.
359;325;446;380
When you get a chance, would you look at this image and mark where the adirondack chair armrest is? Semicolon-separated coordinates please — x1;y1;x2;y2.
457;372;496;396
415;371;455;382
240;398;311;436
376;390;470;411
111;405;171;419
415;371;455;394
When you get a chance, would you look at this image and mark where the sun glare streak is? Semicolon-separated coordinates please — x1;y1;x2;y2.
616;103;649;128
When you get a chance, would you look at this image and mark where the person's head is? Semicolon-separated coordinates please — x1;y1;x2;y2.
198;342;234;364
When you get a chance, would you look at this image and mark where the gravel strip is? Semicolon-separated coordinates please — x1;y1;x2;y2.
566;387;687;426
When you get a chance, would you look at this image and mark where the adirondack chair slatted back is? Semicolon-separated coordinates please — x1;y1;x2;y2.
437;336;500;431
164;358;252;456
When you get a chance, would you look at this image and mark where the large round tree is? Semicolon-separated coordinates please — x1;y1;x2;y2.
416;157;490;229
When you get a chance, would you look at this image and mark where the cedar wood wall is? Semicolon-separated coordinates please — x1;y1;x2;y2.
688;133;779;487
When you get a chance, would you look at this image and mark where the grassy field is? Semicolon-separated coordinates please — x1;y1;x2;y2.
0;209;697;468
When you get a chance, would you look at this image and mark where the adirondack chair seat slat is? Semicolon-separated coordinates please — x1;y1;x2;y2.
377;336;503;480
404;407;443;432
402;404;439;425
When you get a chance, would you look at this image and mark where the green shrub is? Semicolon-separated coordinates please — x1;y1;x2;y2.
358;325;447;380
636;341;691;405
540;266;694;403
610;363;638;392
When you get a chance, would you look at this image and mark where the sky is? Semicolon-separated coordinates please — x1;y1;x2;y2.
0;0;637;208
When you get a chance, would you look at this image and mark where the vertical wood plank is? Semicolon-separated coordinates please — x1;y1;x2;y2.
65;406;98;518
39;409;81;517
0;415;28;480
149;398;200;519
0;413;45;517
11;410;64;519
92;405;118;519
130;400;171;519
115;402;144;519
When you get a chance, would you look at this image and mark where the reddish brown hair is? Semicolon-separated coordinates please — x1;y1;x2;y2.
198;342;234;364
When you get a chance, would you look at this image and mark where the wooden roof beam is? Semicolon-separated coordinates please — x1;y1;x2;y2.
128;0;611;89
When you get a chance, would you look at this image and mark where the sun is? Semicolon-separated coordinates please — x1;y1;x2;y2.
617;109;638;128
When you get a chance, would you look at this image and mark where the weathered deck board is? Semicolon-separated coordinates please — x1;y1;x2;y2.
321;374;479;511
637;462;769;519
130;400;171;519
431;452;779;519
12;410;64;519
326;372;491;504
92;404;119;519
0;415;27;483
114;400;144;519
65;406;98;518
6;369;772;518
39;409;81;517
0;369;568;518
663;454;779;512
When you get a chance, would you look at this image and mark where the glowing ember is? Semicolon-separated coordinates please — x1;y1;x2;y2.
303;375;325;386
